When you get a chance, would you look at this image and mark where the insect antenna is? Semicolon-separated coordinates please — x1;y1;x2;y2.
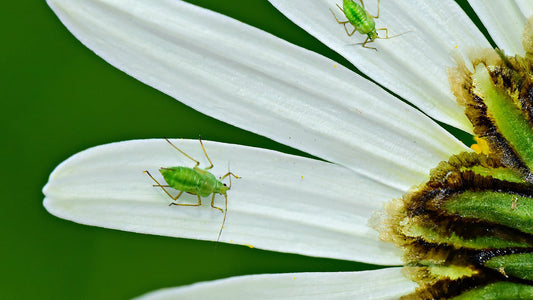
216;194;227;243
376;28;411;40
348;29;411;51
216;163;242;242
216;162;231;242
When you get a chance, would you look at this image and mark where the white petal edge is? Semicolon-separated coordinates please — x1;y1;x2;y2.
269;0;491;133
47;0;470;192
43;139;404;265
469;0;533;56
135;267;416;300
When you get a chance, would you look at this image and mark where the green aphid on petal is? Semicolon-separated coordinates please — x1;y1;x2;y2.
377;17;533;299
330;0;404;50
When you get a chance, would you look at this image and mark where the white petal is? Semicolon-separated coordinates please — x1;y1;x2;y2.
269;0;490;132
44;139;404;264
47;0;469;192
136;268;416;300
469;0;533;56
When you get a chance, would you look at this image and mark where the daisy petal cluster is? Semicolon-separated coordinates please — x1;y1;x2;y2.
43;0;533;298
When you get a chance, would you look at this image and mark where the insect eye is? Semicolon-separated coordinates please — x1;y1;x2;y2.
223;183;227;186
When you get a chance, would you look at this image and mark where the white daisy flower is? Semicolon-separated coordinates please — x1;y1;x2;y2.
43;0;533;298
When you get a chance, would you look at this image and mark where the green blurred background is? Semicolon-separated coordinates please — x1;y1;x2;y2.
3;0;479;299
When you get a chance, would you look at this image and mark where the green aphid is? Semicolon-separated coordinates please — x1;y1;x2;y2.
330;0;401;50
144;138;240;241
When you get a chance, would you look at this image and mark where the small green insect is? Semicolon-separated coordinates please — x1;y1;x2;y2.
143;138;240;241
330;0;401;50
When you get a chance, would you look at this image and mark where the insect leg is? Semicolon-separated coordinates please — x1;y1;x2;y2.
361;36;377;51
169;194;202;207
219;172;241;179
216;194;228;242
344;25;357;36
167;191;184;205
330;5;357;37
210;193;224;213
329;8;349;25
220;172;241;189
359;0;380;18
198;137;214;170
165;138;200;167
144;170;187;201
169;194;203;207
374;0;380;19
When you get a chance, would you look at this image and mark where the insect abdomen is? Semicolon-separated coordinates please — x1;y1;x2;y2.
160;167;203;194
343;0;375;34
159;166;219;197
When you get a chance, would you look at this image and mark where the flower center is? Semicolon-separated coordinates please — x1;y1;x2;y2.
379;17;533;299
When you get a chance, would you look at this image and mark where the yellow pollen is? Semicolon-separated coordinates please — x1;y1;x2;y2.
470;136;490;155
